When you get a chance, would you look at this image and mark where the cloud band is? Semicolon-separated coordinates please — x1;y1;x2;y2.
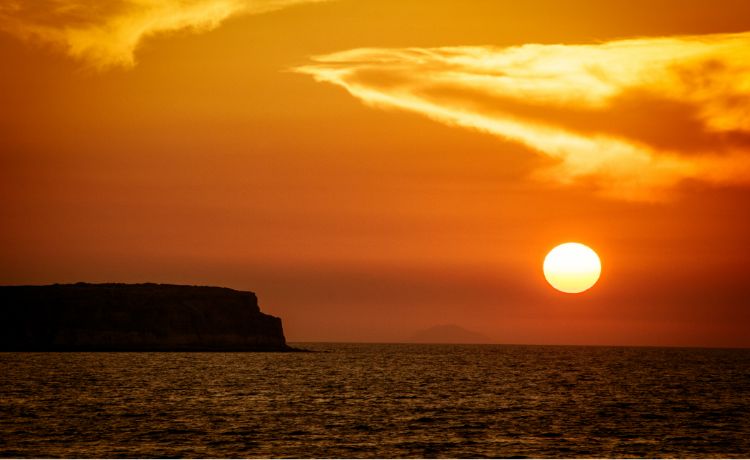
0;0;328;68
296;33;750;200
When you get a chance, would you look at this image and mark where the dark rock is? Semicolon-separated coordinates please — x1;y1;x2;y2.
0;283;291;351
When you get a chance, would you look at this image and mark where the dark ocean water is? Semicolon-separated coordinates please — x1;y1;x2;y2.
1;344;749;458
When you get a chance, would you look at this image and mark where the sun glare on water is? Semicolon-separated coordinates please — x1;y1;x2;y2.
543;242;601;294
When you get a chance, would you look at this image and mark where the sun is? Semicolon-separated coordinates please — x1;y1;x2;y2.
543;242;601;293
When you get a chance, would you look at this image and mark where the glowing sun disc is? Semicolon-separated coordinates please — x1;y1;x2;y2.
543;242;601;293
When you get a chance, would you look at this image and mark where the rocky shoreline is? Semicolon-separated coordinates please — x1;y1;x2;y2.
0;283;293;352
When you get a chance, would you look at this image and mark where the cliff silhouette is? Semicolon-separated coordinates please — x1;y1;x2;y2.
0;283;291;351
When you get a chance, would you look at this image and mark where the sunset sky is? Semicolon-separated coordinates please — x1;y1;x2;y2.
2;0;749;346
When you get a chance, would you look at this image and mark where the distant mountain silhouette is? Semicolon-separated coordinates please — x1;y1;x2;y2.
0;283;291;351
408;324;492;344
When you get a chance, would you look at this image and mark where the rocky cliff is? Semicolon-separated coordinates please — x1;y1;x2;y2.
0;283;290;351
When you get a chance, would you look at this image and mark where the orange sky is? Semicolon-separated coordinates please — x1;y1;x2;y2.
2;0;750;346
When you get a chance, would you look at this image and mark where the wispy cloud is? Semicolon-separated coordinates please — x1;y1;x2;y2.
0;0;328;69
296;32;750;200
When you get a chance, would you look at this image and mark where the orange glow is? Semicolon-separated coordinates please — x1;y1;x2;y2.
1;0;749;347
296;32;750;200
0;0;330;68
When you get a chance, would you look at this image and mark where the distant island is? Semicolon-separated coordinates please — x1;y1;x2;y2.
0;283;292;351
408;324;492;344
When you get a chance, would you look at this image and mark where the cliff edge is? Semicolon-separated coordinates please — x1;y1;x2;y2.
0;283;290;351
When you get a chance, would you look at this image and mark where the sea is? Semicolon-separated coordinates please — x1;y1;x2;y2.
1;343;749;458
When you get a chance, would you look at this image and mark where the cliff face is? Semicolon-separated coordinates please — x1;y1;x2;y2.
0;283;289;351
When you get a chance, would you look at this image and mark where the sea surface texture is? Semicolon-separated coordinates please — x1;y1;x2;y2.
1;344;749;458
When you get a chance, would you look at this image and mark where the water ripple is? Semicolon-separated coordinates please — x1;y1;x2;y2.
1;344;749;457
